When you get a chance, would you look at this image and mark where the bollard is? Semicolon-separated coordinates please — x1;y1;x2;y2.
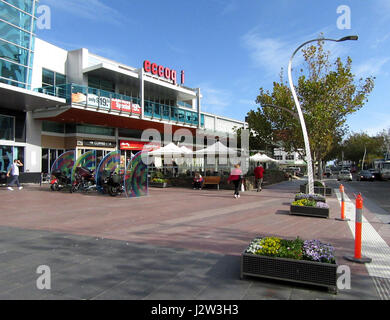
344;194;372;264
336;184;350;221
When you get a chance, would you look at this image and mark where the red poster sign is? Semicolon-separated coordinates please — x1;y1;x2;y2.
120;140;160;151
111;99;142;115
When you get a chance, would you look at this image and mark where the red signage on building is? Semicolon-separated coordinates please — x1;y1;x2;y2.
111;99;141;115
120;140;160;151
143;60;184;85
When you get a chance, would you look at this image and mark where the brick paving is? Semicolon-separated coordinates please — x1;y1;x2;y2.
0;179;385;299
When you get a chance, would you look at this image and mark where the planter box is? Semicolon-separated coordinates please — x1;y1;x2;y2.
149;182;168;188
300;184;333;196
241;252;338;293
290;205;329;218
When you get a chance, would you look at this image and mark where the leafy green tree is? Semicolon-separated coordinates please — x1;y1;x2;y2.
341;132;386;168
248;38;375;176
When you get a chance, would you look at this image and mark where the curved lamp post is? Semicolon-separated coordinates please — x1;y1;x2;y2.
287;35;358;194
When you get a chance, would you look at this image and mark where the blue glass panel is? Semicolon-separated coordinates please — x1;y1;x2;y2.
0;58;27;83
0;4;33;31
0;20;31;49
144;101;153;117
4;0;33;13
171;107;178;121
162;105;170;120
192;112;199;125
153;103;161;118
178;109;185;123
0;115;14;140
0;39;29;65
0;76;25;87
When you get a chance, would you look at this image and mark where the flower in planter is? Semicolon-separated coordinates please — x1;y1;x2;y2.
295;193;326;202
292;199;317;207
278;238;304;260
302;240;335;264
255;237;282;256
245;237;336;265
316;202;329;209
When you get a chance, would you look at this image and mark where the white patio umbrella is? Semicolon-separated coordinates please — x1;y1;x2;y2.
148;142;184;156
179;146;193;154
194;141;236;155
195;141;238;174
250;153;278;163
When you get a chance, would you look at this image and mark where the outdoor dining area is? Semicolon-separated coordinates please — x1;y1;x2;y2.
146;141;284;189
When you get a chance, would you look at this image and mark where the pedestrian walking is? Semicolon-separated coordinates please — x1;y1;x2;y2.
254;163;264;192
7;159;23;191
228;164;243;199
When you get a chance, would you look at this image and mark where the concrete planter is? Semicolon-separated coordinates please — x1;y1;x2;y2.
241;252;338;293
299;184;333;196
290;205;329;218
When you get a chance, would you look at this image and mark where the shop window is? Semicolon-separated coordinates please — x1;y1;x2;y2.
0;115;15;141
42;121;65;134
0;145;12;173
13;146;24;172
286;154;295;161
42;68;66;88
118;128;142;139
88;76;114;93
42;148;48;173
0;145;24;173
76;124;115;136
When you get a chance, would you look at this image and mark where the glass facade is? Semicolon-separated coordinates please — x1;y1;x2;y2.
0;0;37;89
0;145;24;173
36;83;204;127
0;114;15;140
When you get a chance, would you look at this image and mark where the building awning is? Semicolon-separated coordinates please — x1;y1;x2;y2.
33;107;198;135
0;82;67;111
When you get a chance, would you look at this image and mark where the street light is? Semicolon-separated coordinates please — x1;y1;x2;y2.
287;35;358;194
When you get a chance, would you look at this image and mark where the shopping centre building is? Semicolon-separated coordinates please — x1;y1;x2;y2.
0;0;247;182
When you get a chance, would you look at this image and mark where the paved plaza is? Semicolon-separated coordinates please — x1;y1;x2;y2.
0;179;389;300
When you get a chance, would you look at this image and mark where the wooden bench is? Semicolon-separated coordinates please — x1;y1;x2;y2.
203;176;221;190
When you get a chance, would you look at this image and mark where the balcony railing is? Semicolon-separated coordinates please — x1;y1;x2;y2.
35;83;204;127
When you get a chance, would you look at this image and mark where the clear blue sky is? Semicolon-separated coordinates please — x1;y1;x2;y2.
37;0;390;136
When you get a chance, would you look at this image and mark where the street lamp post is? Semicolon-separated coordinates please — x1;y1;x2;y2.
287;36;358;194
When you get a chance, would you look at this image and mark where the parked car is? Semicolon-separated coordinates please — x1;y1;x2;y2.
357;170;375;181
324;168;332;178
338;170;353;181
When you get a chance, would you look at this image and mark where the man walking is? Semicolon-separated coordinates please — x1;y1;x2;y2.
7;159;23;191
254;163;264;192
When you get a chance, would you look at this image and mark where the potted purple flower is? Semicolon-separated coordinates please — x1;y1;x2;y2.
241;236;338;293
